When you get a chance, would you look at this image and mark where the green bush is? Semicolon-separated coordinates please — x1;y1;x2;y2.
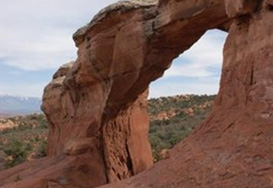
0;95;214;167
36;140;47;157
0;114;49;169
148;94;215;162
3;139;31;168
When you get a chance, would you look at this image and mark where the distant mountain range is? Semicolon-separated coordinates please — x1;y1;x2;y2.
0;95;41;116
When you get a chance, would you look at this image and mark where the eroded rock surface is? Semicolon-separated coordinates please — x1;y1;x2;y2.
0;0;272;187
100;2;273;187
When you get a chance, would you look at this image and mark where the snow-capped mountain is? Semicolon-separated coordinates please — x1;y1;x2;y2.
0;95;41;116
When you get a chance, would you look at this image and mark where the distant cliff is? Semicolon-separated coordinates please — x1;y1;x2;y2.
0;95;41;116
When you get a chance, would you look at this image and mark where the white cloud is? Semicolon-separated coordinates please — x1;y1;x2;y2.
149;30;227;98
0;1;228;98
164;63;214;78
0;0;118;71
0;24;78;70
149;77;220;98
0;0;119;97
0;81;48;98
164;30;227;78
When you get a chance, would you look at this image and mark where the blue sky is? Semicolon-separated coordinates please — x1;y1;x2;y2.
150;30;227;98
0;0;227;98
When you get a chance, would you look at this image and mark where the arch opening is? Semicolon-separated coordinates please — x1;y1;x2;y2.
148;29;227;161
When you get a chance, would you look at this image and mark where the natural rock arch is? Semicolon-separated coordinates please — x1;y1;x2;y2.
0;0;273;188
43;0;229;184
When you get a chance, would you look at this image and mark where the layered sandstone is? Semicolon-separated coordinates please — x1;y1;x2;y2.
1;0;272;188
100;2;273;187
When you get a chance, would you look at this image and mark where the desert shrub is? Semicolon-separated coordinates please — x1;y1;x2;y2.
3;139;31;168
0;95;215;168
148;95;215;162
0;113;49;169
36;140;47;157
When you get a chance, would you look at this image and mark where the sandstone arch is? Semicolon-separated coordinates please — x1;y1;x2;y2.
43;0;229;184
1;0;273;188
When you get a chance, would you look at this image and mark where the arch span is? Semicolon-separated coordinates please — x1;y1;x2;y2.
42;0;229;185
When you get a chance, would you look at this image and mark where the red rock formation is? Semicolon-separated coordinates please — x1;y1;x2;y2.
1;0;272;187
100;1;273;188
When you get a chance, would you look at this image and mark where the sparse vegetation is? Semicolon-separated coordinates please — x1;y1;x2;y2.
148;94;215;161
0;94;215;169
0;114;48;169
3;139;31;168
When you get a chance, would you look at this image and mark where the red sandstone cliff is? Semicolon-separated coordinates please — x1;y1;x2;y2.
0;0;273;188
